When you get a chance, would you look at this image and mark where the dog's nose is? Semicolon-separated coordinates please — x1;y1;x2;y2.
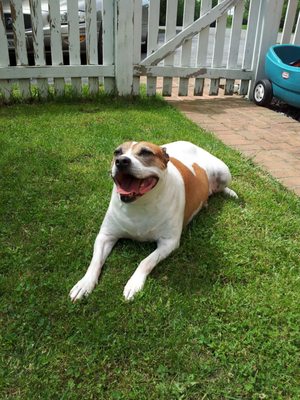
115;156;131;169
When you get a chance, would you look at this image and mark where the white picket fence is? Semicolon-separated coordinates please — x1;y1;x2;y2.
0;0;299;101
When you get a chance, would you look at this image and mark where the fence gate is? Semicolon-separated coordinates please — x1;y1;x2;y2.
0;0;299;100
134;0;253;97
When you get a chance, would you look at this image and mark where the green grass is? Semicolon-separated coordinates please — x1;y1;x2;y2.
1;95;299;400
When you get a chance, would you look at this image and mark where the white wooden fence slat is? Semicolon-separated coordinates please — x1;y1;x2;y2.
210;0;228;95
29;0;48;98
141;0;239;67
11;0;28;65
115;0;134;95
194;0;212;96
250;0;284;99
0;2;12;100
103;0;115;93
178;0;195;96
225;0;244;95
49;0;63;65
240;0;260;95
85;0;99;94
242;0;260;70
85;0;98;64
0;80;11;101
246;0;264;95
133;0;142;95
10;0;31;98
162;0;178;96
0;65;114;80
227;1;244;68
147;0;160;95
67;0;82;93
134;65;253;80
0;2;10;66
29;0;45;65
48;0;64;96
293;10;300;44
281;0;298;44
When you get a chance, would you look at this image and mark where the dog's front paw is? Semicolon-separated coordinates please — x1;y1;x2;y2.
123;272;146;301
69;276;97;302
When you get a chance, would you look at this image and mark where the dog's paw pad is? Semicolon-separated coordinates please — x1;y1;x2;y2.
69;277;96;302
123;273;146;301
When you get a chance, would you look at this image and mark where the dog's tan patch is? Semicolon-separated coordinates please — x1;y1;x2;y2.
170;157;209;226
132;142;169;170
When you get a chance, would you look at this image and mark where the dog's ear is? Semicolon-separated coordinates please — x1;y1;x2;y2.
161;147;170;165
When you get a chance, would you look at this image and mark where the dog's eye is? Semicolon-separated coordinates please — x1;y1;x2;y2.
138;148;154;157
114;148;123;157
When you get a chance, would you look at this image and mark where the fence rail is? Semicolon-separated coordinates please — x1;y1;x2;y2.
0;0;299;101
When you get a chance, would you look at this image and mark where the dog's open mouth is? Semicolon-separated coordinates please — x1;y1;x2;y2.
114;173;158;203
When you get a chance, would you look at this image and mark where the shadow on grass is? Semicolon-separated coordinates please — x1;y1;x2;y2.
101;193;241;300
0;94;171;115
150;194;239;297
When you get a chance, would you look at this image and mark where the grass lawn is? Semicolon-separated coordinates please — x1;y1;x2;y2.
1;95;299;399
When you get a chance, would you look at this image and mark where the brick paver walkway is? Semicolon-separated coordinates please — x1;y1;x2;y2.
160;78;300;196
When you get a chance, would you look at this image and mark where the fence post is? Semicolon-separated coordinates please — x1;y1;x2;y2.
249;0;284;100
115;0;134;96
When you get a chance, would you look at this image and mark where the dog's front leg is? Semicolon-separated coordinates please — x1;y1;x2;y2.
70;232;117;302
123;237;179;301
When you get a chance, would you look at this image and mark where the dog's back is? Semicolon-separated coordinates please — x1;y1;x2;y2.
164;141;235;197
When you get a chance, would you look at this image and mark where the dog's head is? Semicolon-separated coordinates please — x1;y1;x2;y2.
111;141;169;203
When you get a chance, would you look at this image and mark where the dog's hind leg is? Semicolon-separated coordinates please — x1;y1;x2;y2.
209;166;238;199
222;187;238;199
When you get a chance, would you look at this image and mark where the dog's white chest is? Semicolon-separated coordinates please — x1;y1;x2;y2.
110;203;167;241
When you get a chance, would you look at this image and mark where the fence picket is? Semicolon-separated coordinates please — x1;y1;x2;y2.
240;0;260;95
85;0;99;94
115;0;134;95
281;0;298;44
49;0;65;96
103;0;115;93
10;0;31;98
209;0;228;95
293;11;300;44
250;0;284;100
133;0;142;95
194;0;212;96
147;0;160;95
162;0;178;96
178;0;195;96
225;0;244;95
29;0;48;98
67;0;82;94
0;1;12;100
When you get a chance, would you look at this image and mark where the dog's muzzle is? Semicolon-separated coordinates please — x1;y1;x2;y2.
113;156;158;203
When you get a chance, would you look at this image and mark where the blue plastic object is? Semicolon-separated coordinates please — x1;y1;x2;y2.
265;44;300;108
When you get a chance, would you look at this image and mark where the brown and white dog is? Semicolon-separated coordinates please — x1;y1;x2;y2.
70;140;237;302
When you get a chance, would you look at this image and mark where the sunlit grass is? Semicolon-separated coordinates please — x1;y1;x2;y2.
1;95;299;399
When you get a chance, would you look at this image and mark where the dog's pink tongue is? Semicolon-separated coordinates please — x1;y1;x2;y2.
139;177;157;194
116;175;140;195
116;176;157;195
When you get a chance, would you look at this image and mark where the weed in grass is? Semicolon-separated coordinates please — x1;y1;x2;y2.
0;97;300;399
